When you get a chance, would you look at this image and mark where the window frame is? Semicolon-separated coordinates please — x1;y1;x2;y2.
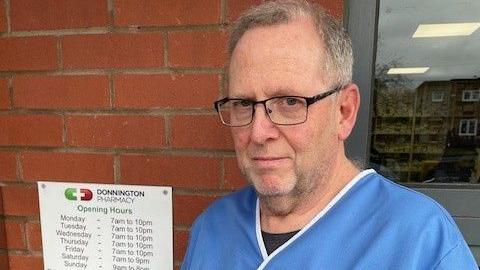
431;91;444;102
345;0;479;189
344;0;379;162
345;1;480;264
462;89;480;102
459;119;478;136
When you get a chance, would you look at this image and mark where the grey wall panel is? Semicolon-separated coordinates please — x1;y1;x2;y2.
413;188;480;217
414;188;480;262
345;0;379;163
469;246;479;266
456;218;480;246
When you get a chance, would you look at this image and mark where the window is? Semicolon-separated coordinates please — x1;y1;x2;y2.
459;119;478;136
431;91;444;102
347;0;480;262
462;89;480;102
363;0;480;183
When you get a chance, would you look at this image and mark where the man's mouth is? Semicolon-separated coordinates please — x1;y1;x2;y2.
251;156;289;168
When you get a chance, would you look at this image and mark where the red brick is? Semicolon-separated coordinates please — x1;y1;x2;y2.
1;185;39;216
224;157;247;190
168;31;227;68
8;255;43;270
227;0;263;22
0;220;4;248
174;194;217;225
0;37;57;71
62;33;164;69
26;222;42;251
121;155;220;188
115;74;219;109
11;0;108;31
0;115;63;147
227;0;343;21
0;188;3;215
311;0;344;19
66;115;165;148
114;0;220;26
22;152;114;183
0;1;6;32
0;78;9;109
0;152;17;181
5;220;25;249
0;255;7;270
14;75;110;109
174;230;188;261
171;115;234;150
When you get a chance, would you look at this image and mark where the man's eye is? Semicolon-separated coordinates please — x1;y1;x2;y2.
232;100;252;107
285;98;299;105
240;100;252;106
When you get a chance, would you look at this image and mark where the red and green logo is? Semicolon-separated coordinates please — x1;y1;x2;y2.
65;188;93;201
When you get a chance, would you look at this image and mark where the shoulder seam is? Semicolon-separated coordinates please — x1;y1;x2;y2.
377;174;457;227
432;240;461;270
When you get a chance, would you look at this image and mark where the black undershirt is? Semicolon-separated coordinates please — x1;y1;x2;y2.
261;230;300;255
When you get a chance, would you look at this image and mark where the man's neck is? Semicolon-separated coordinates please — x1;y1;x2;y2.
260;158;360;233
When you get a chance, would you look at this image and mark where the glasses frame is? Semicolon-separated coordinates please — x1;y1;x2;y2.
214;86;344;127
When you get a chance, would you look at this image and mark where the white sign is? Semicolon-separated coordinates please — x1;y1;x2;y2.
38;181;173;270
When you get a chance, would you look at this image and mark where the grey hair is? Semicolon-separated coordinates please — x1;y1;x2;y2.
228;0;353;88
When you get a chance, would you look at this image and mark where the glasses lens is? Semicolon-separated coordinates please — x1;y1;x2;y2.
218;100;253;126
267;97;308;125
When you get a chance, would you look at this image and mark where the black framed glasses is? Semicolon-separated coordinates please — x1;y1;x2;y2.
214;86;343;127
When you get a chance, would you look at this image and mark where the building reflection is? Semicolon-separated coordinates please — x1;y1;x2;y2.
371;79;480;183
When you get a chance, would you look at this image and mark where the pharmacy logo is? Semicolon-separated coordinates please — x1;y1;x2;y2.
65;188;93;201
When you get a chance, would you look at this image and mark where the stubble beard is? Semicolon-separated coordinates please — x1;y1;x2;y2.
242;142;335;216
246;168;317;216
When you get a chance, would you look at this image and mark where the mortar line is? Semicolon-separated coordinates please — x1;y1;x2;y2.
0;108;216;116
7;75;13;109
56;37;63;69
114;155;121;184
164;114;172;148
108;73;115;108
0;67;224;77
107;0;114;32
220;0;227;24
219;157;226;189
163;32;169;67
62;114;68;146
15;150;22;181
219;72;226;97
0;145;236;157
4;0;11;33
0;24;226;37
20;220;28;252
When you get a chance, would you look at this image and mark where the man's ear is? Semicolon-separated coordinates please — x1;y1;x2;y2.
337;83;360;141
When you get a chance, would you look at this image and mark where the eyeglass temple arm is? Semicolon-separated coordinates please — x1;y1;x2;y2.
306;86;343;105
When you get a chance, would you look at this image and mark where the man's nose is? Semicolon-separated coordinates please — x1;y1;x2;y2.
250;104;279;144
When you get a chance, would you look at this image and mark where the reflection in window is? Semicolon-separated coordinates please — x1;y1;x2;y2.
431;91;444;102
459;119;478;136
462;89;480;102
370;0;480;184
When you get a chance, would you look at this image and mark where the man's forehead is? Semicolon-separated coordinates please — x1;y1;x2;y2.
227;60;313;95
227;18;327;99
231;18;323;58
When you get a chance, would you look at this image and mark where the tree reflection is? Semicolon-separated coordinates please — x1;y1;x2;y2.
370;78;480;183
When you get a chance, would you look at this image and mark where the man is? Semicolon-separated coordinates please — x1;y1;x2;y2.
182;1;477;269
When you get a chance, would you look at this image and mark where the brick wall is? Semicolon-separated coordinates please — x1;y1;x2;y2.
0;1;343;269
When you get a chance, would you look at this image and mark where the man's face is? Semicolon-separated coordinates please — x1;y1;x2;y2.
228;18;342;211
